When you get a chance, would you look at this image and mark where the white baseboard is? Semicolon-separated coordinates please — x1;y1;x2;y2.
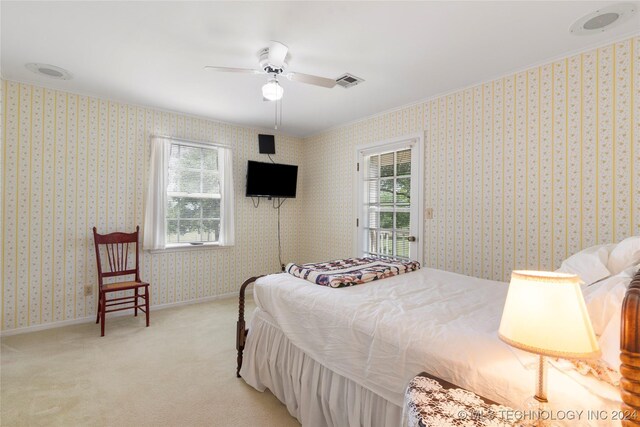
0;291;240;337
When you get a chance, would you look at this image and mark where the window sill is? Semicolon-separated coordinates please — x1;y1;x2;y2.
148;243;230;254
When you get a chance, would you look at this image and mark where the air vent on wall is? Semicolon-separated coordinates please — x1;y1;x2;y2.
335;73;364;88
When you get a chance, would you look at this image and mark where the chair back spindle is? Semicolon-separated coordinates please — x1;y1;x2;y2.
93;227;141;283
105;242;129;273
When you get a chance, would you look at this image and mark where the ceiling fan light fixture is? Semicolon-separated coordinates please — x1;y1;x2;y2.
262;79;283;101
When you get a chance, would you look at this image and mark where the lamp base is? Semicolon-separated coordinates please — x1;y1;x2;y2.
522;395;551;427
520;355;556;426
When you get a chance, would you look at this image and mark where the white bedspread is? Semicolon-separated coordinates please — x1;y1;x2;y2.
251;267;621;425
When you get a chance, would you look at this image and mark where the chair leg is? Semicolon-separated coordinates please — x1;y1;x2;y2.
134;288;138;317
96;293;101;324
145;285;150;327
100;293;106;337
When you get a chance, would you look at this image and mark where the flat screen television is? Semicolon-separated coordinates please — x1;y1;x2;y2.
246;160;298;198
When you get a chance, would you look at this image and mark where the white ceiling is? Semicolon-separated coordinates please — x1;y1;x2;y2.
2;1;638;137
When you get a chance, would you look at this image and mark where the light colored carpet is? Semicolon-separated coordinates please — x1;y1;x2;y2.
1;297;300;427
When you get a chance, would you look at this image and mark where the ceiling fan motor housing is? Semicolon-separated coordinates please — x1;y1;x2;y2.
258;47;287;75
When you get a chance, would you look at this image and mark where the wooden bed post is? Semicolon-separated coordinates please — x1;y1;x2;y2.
236;276;264;378
621;269;640;426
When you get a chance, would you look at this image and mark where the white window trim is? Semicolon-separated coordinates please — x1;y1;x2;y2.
154;134;234;152
149;242;226;254
353;133;424;264
144;135;234;251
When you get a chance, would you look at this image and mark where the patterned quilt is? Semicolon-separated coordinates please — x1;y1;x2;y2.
285;257;421;288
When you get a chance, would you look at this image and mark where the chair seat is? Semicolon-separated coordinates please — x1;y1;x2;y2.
101;281;149;292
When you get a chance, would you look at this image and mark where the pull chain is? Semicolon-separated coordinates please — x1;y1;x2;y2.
274;90;283;130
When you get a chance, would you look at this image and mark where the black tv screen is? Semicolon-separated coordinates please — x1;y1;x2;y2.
246;161;298;198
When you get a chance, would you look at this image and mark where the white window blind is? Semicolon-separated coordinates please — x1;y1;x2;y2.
144;136;234;250
166;144;221;243
363;148;412;259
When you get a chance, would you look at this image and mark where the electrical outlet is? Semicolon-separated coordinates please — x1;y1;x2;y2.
425;208;434;220
84;285;93;296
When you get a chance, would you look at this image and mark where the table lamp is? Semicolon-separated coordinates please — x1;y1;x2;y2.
498;270;600;407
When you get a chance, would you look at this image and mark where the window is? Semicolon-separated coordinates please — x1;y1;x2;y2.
166;144;220;244
363;149;412;259
143;136;234;250
356;136;423;262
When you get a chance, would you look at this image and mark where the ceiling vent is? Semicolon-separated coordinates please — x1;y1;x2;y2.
335;73;364;88
569;3;636;35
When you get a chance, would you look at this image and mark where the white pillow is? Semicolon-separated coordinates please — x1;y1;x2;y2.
547;266;637;388
557;243;614;285
599;305;622;370
583;271;630;336
585;265;638;363
608;236;640;275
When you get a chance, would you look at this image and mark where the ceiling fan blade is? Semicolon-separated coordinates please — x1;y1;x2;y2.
268;41;289;67
204;66;263;74
286;72;336;88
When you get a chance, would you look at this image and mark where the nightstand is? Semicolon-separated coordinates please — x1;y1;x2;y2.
403;372;518;427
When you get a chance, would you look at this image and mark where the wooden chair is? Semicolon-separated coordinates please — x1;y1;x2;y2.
92;226;150;337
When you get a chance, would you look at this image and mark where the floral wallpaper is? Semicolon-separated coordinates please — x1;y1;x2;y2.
1;36;638;332
301;36;640;282
1;82;304;332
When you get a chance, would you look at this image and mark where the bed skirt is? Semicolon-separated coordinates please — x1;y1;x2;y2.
240;307;403;427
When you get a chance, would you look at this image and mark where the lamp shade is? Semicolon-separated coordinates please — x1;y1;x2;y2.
262;79;283;101
499;270;600;359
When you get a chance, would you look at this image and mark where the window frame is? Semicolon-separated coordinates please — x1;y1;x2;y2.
165;142;222;247
354;134;424;263
362;149;413;260
147;136;233;253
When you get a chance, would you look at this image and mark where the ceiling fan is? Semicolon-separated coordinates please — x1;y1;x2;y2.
204;41;336;101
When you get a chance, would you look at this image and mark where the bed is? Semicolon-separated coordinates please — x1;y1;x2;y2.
235;257;640;426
